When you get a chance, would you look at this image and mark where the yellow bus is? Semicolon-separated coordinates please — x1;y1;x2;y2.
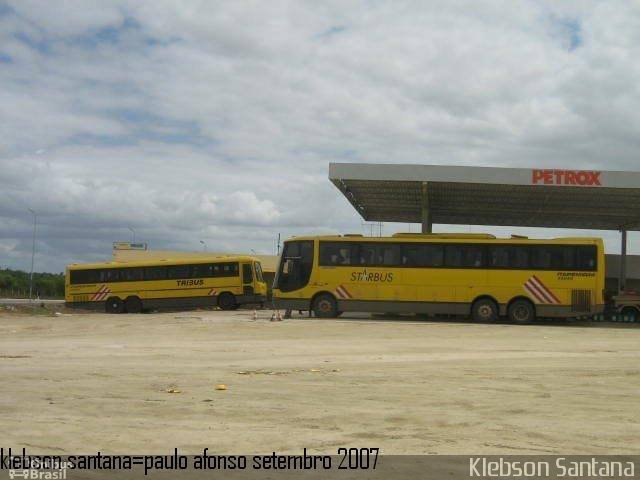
66;256;268;313
272;233;605;323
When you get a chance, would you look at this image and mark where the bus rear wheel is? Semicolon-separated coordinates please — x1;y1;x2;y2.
313;293;338;318
471;298;498;323
125;296;143;314
508;299;535;324
105;297;124;314
218;293;237;311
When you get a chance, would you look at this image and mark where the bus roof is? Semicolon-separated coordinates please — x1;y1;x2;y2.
67;255;261;270
285;234;603;244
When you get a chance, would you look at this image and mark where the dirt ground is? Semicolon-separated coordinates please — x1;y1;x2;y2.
1;308;639;455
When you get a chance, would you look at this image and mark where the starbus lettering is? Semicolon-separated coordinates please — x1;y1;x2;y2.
532;169;602;186
176;279;204;287
350;270;394;283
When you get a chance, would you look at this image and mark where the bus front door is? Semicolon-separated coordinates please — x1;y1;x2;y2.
242;263;254;296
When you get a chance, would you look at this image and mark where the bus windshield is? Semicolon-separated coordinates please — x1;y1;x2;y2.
274;240;314;292
254;262;264;282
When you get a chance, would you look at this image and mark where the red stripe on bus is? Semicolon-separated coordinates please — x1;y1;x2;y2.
532;275;560;304
97;286;110;301
92;285;107;301
336;285;352;299
526;278;554;304
523;282;545;304
335;285;349;299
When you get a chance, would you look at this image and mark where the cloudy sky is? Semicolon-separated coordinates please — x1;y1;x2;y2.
1;0;639;273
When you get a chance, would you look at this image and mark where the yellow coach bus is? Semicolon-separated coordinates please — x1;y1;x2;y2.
272;233;605;323
66;256;268;313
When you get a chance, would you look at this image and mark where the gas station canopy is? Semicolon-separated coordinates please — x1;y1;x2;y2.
329;163;640;231
330;163;640;291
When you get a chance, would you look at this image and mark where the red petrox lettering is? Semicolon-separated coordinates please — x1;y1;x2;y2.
531;169;602;186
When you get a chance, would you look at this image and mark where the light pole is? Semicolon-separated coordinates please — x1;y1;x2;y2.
128;227;136;243
200;240;207;252
28;208;36;300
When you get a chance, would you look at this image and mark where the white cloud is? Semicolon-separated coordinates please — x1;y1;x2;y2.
0;0;639;272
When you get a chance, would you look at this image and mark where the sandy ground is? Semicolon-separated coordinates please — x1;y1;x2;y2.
0;309;639;455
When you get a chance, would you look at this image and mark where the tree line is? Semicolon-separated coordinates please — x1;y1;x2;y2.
0;268;65;299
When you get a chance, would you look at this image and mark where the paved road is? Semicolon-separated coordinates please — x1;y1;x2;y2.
0;298;64;305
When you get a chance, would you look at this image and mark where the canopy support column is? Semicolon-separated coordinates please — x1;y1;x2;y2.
620;229;628;293
421;182;432;234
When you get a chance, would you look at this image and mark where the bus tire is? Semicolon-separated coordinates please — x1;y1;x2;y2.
507;299;535;324
312;293;338;318
621;306;638;322
218;292;237;311
105;297;124;314
125;296;143;314
471;298;498;323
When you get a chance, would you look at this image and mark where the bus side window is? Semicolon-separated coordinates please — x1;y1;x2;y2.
400;244;443;267
104;269;121;282
145;267;167;280
167;265;190;279
123;268;143;282
70;269;101;284
489;246;508;268
401;245;421;266
549;246;574;270
319;242;356;266
463;246;484;268
220;262;239;277
424;245;444;266
379;244;401;265
576;246;597;271
530;247;551;269
512;247;529;268
358;244;376;265
338;246;352;265
445;246;463;267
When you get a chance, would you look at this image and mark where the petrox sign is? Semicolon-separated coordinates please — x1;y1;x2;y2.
532;169;602;186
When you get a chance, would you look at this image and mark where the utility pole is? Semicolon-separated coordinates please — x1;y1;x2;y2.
28;208;37;300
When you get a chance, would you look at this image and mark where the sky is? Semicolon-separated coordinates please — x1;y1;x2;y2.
1;0;640;273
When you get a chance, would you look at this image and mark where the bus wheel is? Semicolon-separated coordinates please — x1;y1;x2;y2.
471;298;498;323
218;293;237;311
125;296;143;314
621;307;638;322
313;293;338;318
105;297;124;314
508;299;535;324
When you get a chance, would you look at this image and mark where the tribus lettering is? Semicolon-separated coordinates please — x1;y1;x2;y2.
176;279;204;287
350;271;394;282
